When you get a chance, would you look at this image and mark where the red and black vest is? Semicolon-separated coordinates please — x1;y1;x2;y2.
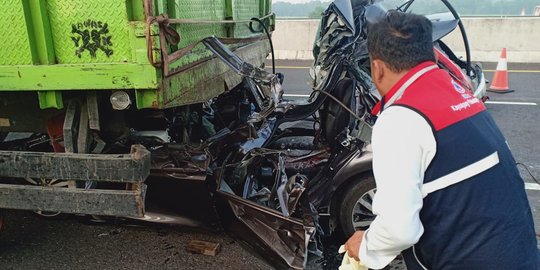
373;62;539;269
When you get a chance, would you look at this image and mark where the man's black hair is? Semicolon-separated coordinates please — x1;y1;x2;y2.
367;11;435;72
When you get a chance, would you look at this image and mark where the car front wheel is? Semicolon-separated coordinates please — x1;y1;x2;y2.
338;175;408;270
339;174;377;237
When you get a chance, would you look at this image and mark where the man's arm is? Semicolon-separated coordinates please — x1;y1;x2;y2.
358;106;436;269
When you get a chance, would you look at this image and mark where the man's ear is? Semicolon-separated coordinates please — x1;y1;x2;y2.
372;59;385;84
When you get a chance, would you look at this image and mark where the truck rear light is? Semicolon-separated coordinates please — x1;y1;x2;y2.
110;91;131;110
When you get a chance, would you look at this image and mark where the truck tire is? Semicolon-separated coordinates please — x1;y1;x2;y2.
339;174;377;237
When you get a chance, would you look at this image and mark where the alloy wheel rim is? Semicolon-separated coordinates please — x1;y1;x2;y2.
351;188;377;231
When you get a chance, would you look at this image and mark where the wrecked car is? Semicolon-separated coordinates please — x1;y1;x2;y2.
207;0;487;268
180;1;484;269
0;0;486;269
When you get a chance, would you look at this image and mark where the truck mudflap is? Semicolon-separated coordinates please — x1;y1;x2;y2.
0;145;150;217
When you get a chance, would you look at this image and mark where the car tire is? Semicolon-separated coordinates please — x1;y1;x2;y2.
339;174;377;237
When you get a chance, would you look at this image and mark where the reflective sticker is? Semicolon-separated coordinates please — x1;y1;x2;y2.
0;118;10;127
421;152;499;198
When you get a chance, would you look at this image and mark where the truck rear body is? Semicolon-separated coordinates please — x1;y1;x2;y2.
0;0;274;217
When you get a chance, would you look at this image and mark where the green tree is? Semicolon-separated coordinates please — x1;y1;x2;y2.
308;6;327;18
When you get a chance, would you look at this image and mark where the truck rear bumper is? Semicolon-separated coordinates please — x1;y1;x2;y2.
0;145;150;217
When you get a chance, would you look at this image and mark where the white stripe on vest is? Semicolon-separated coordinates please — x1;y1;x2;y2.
421;151;500;198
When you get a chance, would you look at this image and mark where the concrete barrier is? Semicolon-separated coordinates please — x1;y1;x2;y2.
272;17;540;63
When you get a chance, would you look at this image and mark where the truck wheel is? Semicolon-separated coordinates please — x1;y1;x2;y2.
339;174;377;237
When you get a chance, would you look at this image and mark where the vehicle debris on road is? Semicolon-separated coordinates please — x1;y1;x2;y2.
186;240;221;256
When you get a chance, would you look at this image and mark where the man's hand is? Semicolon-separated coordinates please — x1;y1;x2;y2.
344;230;365;261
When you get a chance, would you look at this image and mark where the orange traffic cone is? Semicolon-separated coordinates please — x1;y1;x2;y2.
488;48;514;93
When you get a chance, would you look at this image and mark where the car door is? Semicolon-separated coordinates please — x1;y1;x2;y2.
214;150;318;269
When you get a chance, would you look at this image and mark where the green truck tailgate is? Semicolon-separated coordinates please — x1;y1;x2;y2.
0;0;273;109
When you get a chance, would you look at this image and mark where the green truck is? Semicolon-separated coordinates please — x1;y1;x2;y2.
0;0;274;218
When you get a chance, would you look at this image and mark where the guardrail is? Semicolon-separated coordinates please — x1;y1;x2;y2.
272;17;540;63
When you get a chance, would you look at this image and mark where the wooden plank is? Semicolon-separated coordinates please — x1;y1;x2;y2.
63;100;79;188
62;100;78;153
77;102;90;154
87;91;100;131
0;145;150;183
186;240;221;256
0;183;146;217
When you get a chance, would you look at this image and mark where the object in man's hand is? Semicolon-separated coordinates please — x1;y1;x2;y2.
338;245;368;270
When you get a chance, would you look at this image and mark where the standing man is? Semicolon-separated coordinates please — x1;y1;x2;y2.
344;10;539;269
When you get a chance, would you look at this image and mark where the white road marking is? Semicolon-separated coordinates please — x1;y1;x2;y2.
525;183;540;191
271;66;540;73
284;95;538;107
485;101;538;106
284;94;311;98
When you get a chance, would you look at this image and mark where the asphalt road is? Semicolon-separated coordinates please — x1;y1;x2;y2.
1;60;539;270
